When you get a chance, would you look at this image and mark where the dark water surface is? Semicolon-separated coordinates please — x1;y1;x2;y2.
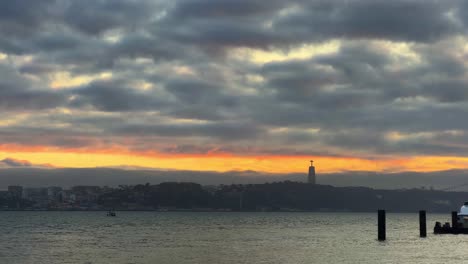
0;212;464;264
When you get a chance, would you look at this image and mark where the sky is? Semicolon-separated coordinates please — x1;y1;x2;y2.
3;0;468;175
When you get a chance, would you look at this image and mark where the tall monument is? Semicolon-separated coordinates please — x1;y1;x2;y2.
308;160;316;184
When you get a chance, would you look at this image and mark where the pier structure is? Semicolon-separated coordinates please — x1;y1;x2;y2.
378;209;386;241
377;210;427;240
377;210;468;237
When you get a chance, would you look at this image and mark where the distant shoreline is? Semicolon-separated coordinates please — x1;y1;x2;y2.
3;182;467;213
0;209;455;213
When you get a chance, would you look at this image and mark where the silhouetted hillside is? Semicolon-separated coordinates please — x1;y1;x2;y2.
2;181;462;212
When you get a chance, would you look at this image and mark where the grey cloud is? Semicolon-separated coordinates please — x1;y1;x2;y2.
0;89;64;111
156;0;461;55
158;19;284;52
32;31;82;52
36;38;114;71
171;0;287;18
0;0;463;56
63;0;157;35
19;63;58;75
2;0;468;160
158;0;290;51
158;142;338;156
0;64;65;111
110;34;183;62
111;121;265;141
250;40;468;131
165;78;238;107
275;0;459;43
1;158;33;167
0;124;101;148
315;44;390;79
0;158;53;169
0;0;59;36
163;106;226;121
424;80;468;102
0;30;107;59
70;80;169;112
264;65;342;102
257;43;390;108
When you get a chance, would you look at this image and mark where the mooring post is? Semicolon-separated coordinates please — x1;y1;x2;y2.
419;210;426;237
378;209;386;241
452;211;458;230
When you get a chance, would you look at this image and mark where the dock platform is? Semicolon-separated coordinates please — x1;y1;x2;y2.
433;221;468;234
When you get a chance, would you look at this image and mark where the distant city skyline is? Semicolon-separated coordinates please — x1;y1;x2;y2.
2;1;468;175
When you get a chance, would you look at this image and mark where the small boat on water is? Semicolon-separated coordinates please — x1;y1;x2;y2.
434;202;468;234
106;210;116;217
458;202;468;228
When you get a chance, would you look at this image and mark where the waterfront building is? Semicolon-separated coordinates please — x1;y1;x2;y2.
8;186;23;199
71;186;101;205
47;186;63;202
0;191;9;199
22;187;49;208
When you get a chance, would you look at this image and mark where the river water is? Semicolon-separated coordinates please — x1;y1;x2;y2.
0;211;464;264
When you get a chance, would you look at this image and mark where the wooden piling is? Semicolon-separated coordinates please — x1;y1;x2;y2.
419;210;426;237
452;211;458;230
378;209;386;241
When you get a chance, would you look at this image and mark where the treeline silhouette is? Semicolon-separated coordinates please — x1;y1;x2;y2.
96;181;467;212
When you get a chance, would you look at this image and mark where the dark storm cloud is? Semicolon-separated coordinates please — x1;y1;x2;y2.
275;0;459;43
19;63;58;75
0;64;65;111
70;80;168;111
0;121;102;148
110;121;265;141
32;31;82;52
0;0;463;55
69;75;243;120
251;40;468;127
0;112;266;151
109;33;184;62
171;0;287;18
0;0;463;58
0;0;59;36
165;78;224;105
255;43;391;112
157;19;283;53
0;33;102;61
69;77;239;121
156;0;290;52
263;64;342;103
0;89;64;111
63;0;157;36
158;0;461;53
424;80;468;102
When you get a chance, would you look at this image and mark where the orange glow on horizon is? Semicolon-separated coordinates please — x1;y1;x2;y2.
2;145;468;174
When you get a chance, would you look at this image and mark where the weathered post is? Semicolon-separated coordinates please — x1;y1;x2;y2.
378;209;386;241
452;211;458;230
419;210;426;237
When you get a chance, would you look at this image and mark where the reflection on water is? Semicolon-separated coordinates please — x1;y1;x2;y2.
0;212;464;264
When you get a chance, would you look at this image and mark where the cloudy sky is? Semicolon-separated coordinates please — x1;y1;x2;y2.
2;0;468;174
